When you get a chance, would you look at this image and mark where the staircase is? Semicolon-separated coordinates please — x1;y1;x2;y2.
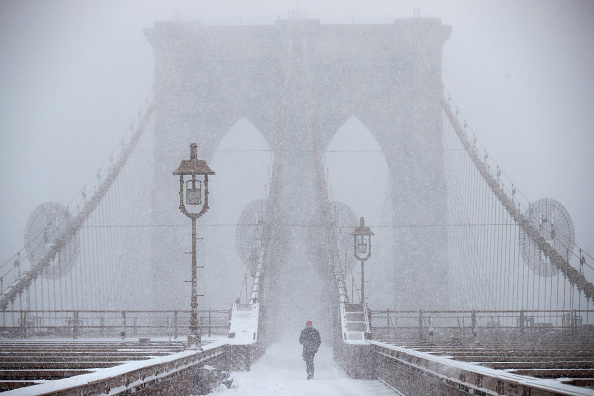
341;303;371;342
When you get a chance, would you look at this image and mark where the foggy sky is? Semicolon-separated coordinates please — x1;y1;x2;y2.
1;0;593;268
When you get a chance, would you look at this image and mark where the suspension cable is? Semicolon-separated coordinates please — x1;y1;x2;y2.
442;95;594;303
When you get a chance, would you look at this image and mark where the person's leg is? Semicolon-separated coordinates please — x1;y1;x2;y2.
306;355;314;379
305;355;313;379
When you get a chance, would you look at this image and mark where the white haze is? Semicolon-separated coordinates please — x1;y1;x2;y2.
0;0;593;291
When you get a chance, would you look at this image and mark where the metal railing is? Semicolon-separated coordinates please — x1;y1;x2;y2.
371;309;594;343
0;309;230;340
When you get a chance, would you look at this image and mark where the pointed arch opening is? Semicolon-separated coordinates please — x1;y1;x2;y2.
324;116;394;307
200;117;273;307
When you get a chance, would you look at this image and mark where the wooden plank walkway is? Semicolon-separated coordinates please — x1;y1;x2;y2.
0;339;187;392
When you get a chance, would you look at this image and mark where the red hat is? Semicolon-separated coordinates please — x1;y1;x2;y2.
306;321;312;326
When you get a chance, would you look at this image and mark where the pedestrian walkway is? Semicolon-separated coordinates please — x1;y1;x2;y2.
219;341;399;395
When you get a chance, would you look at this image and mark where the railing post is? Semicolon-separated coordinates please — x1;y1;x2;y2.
174;311;178;339
519;310;525;333
20;310;27;339
471;311;478;344
386;309;391;339
73;311;79;340
208;309;212;338
418;310;423;341
167;317;172;344
121;311;126;343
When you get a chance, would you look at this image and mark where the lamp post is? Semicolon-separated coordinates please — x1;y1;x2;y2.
352;217;374;304
173;143;215;344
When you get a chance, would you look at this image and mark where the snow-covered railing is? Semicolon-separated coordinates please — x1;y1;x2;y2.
2;340;227;396
334;260;349;304
335;302;375;379
340;303;371;344
373;341;593;396
228;302;259;344
248;245;267;304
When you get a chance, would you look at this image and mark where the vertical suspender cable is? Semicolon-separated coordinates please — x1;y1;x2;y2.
524;221;529;310
458;132;467;307
489;172;496;308
51;263;57;311
98;195;106;309
107;179;116;309
91;210;99;311
504;209;509;311
111;167;121;309
479;162;493;309
555;272;561;318
468;149;476;307
70;240;75;309
40;272;45;312
469;143;477;308
104;188;112;309
510;219;523;311
497;196;502;309
98;198;106;309
563;271;567;312
549;262;554;321
467;148;474;307
491;182;496;308
34;276;38;311
58;251;63;310
476;159;483;308
456;124;466;307
80;225;87;310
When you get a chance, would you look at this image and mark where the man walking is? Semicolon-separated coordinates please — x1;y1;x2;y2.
299;320;321;379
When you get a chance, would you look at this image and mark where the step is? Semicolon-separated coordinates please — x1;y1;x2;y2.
344;304;363;312
345;331;364;341
346;322;367;332
346;312;365;321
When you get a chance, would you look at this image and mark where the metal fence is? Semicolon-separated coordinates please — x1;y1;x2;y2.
370;309;594;344
0;309;230;340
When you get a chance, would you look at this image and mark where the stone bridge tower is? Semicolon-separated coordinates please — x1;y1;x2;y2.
146;17;452;318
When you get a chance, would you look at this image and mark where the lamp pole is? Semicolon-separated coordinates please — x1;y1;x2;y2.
173;143;215;343
361;255;366;304
191;216;197;333
352;217;374;305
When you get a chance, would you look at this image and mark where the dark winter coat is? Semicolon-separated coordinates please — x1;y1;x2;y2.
299;325;321;357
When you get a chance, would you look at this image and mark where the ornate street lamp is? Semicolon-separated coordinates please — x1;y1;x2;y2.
352;217;374;304
173;143;215;345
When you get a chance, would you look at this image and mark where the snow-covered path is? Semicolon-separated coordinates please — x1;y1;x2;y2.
219;341;399;395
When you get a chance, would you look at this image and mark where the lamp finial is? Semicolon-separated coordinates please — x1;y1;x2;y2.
190;143;198;160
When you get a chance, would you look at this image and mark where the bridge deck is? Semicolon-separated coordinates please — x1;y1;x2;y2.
375;340;594;394
225;342;398;395
0;339;187;392
390;341;594;379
